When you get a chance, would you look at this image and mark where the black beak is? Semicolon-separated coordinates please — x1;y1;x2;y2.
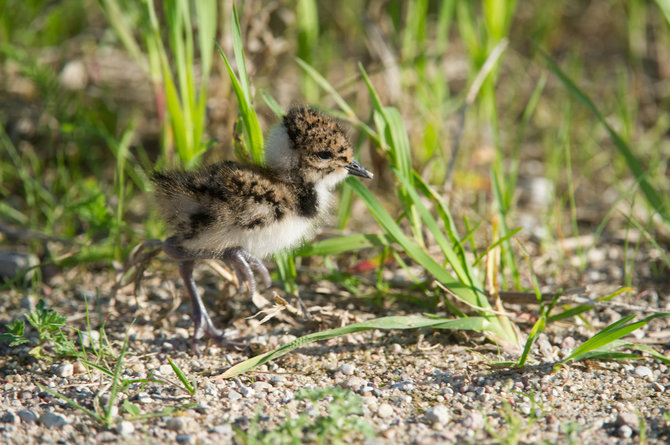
346;160;373;179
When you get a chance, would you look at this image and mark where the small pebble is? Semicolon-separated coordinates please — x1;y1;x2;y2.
392;381;414;392
616;412;638;430
95;431;118;442
39;412;67;429
117;421;135;435
634;366;653;380
53;362;74;378
212;423;233;436
425;405;451;426
339;363;356;375
0;252;39;283
176;433;191;444
135;392;153;404
342;376;366;391
617;425;633;438
239;385;255;397
166;417;185;432
228;390;242;401
270;375;286;384
463;411;484;430
390;343;403;353
1;411;18;424
17;410;38;424
251;381;273;392
73;361;86;374
377;403;394;418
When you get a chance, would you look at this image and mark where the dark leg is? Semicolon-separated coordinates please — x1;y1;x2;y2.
177;260;247;355
221;247;272;297
163;237;271;354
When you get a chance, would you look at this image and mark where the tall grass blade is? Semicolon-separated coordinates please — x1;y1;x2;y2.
538;48;670;226
223;315;491;377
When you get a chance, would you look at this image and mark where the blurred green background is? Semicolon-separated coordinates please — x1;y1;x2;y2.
1;0;668;295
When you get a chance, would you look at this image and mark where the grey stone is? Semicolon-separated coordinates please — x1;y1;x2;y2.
176;433;191;444
251;381;273;392
39;412;67;429
53;362;74;378
425;405;451;425
166;417;185;431
391;381;414;392
463;411;484;430
1;411;18;424
228;390;242;401
616;412;638;430
17;409;38;424
342;376;366;391
95;431;118;442
0;252;39;283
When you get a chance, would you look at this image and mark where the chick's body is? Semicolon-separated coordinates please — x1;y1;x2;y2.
153;161;341;258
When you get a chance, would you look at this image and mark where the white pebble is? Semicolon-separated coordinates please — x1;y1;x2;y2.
377;403;394;418
634;365;653;380
339;363;356;375
53;363;74;378
117;421;135;435
425;405;451;425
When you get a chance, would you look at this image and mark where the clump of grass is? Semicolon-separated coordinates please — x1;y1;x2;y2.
101;0;218;169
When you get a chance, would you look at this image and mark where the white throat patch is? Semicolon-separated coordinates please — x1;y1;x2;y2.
264;124;298;170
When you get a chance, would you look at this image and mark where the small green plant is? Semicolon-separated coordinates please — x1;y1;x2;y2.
554;312;670;371
0;299;80;360
485;390;543;445
237;387;374;444
37;325;199;427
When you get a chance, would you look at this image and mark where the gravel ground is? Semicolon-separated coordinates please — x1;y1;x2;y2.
1;244;669;444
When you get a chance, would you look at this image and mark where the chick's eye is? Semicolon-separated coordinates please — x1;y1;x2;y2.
316;151;333;160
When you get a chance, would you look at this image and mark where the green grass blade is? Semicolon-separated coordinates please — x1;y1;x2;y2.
394;170;473;285
347;178;513;345
36;382;105;423
296;58;355;117
538;48;670;225
561;313;670;365
294;233;393;257
515;315;545;367
168;357;196;395
223;315;491;377
215;41;264;164
273;250;298;295
261;91;284;118
106;325;132;426
231;4;252;104
653;0;670;25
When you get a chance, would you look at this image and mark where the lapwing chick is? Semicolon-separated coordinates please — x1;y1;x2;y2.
152;105;373;354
